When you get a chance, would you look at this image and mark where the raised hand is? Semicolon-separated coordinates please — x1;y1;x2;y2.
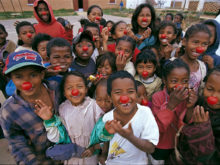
140;27;152;41
167;86;189;110
192;106;209;124
110;121;133;139
187;88;198;108
34;99;53;120
116;53;127;71
202;55;214;69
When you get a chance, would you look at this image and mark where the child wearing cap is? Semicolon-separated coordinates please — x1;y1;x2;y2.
72;30;96;77
0;50;59;164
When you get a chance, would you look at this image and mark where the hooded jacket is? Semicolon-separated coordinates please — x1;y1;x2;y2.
33;0;72;43
203;20;220;67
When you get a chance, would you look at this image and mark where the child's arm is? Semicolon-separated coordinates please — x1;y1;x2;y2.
99;142;109;165
110;120;155;153
34;100;71;144
101;27;109;52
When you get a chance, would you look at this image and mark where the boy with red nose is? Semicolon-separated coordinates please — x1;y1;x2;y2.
0;50;59;164
95;71;159;164
33;0;73;43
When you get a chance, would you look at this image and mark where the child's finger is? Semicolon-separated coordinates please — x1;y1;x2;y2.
36;100;46;107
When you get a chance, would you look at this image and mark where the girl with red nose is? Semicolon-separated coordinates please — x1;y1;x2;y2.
35;71;105;164
167;67;220;165
180;24;211;93
15;21;36;52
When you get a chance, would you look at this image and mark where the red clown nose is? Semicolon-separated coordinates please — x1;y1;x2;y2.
160;34;166;39
120;96;129;104
175;84;183;89
96;17;101;21
71;89;79;96
207;96;218;105
196;47;205;54
27;33;32;38
142;71;148;78
53;66;61;70
41;11;47;15
93;37;96;41
124;30;128;35
96;74;103;79
141;99;148;106
142;17;147;22
108;27;111;31
82;46;88;51
22;82;32;91
118;51;124;56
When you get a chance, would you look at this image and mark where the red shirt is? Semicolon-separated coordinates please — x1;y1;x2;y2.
151;88;187;149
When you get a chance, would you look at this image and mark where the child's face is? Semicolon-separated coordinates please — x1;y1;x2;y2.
75;40;94;61
49;46;72;72
11;66;44;97
164;67;189;94
64;75;87;106
115;40;133;60
165;15;172;22
112;22;127;39
174;15;182;23
88;7;102;24
206;24;216;46
182;32;210;60
37;40;49;61
18;25;35;46
159;26;176;45
106;22;114;29
0;29;7;45
137;85;148;104
96;85;112;113
97;60;113;78
203;72;220;109
111;78;138;115
136;62;156;79
137;7;151;29
37;3;50;23
85;26;100;43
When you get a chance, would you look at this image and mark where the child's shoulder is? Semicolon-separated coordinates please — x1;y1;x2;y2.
152;89;166;100
102;109;114;122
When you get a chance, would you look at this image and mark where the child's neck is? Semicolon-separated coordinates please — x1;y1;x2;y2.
22;44;32;48
114;105;138;126
181;54;197;65
75;58;89;66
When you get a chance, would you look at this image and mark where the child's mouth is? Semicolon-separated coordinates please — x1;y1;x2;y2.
192;52;200;57
161;39;168;43
121;103;130;107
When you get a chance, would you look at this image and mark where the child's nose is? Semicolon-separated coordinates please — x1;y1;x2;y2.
71;89;79;96
21;82;32;91
120;95;129;104
142;71;148;78
82;46;88;51
27;33;32;38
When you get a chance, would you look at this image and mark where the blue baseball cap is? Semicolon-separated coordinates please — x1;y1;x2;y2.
3;50;46;75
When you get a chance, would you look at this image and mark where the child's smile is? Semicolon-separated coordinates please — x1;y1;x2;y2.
111;78;138;115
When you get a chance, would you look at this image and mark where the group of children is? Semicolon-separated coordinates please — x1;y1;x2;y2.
0;0;220;164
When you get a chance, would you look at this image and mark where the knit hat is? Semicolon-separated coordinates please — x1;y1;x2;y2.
3;50;45;75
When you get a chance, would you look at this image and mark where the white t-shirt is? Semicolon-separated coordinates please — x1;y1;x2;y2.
103;104;159;165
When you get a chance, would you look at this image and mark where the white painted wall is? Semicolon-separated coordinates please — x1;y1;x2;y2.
126;0;148;9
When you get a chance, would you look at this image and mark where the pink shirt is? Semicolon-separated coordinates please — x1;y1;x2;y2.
151;88;187;149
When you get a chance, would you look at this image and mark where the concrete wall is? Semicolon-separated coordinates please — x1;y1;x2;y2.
88;0;126;9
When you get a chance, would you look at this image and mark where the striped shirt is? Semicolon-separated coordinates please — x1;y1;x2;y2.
0;80;60;165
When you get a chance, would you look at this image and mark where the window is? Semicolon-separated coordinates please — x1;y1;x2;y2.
109;0;116;4
27;0;35;5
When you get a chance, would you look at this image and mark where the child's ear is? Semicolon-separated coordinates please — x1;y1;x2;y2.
40;70;45;80
162;78;166;85
112;34;116;40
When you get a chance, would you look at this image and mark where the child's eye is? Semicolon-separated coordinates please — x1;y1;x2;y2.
171;80;177;83
14;75;22;79
64;55;71;59
30;73;38;78
128;90;135;94
183;79;189;84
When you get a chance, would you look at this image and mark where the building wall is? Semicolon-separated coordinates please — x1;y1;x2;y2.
0;0;74;12
203;2;220;13
88;0;126;9
170;2;182;9
188;1;199;11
